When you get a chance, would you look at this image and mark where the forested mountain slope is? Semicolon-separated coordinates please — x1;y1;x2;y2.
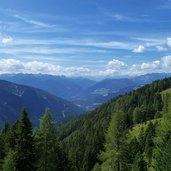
1;77;171;171
58;77;171;171
0;80;83;125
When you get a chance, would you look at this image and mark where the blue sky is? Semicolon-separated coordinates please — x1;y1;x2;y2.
0;0;171;78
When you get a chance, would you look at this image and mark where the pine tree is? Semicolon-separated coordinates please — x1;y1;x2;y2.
92;163;101;171
133;107;141;124
138;126;146;153
15;107;35;171
153;93;171;170
131;152;147;171
144;122;155;165
0;122;10;168
120;137;140;171
100;110;128;171
2;149;17;171
35;109;68;171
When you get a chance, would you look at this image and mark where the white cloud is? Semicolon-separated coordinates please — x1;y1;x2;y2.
0;47;108;56
82;40;133;50
14;14;53;28
107;59;127;70
140;60;161;70
162;55;171;67
156;46;168;52
133;45;145;53
1;37;13;44
167;38;171;47
110;13;146;23
98;59;128;77
133;37;166;47
101;56;171;77
98;69;119;77
129;63;160;76
0;33;13;45
112;14;126;21
0;58;128;77
0;37;134;51
0;56;171;78
0;59;91;77
129;56;171;76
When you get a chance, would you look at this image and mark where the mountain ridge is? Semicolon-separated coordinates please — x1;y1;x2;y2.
1;73;171;110
57;76;171;170
0;79;83;125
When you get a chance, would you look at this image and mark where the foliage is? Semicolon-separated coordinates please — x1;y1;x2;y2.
15;108;35;171
35;108;71;171
2;150;17;171
1;77;171;171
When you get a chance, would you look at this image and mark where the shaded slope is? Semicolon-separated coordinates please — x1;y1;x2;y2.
0;80;83;125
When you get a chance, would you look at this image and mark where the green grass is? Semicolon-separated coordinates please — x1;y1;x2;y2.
161;87;171;95
161;88;171;112
127;88;171;142
127;119;160;141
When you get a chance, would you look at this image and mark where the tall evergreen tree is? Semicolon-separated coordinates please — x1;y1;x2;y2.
2;149;17;171
15;107;35;171
144;122;155;165
35;109;68;171
131;152;147;171
0;122;10;169
100;110;128;171
153;93;171;170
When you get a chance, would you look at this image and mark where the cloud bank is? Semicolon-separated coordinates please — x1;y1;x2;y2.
0;59;91;77
0;56;171;77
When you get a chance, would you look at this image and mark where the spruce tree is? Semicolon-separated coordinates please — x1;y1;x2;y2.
35;109;67;171
0;122;10;168
153;93;171;170
3;149;17;171
144;122;155;165
15;107;35;171
131;152;147;171
100;110;128;171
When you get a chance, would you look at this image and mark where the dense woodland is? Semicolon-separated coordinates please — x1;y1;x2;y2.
1;77;171;170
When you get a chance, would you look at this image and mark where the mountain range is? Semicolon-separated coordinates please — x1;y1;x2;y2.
0;79;83;125
1;73;171;110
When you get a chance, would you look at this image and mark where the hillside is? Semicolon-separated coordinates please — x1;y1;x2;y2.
0;80;83;125
1;77;171;170
127;87;171;139
57;77;171;171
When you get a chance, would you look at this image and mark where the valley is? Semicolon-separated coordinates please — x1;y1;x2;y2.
0;75;171;170
1;73;171;111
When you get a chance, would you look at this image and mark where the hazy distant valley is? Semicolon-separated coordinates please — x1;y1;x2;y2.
1;72;171;112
